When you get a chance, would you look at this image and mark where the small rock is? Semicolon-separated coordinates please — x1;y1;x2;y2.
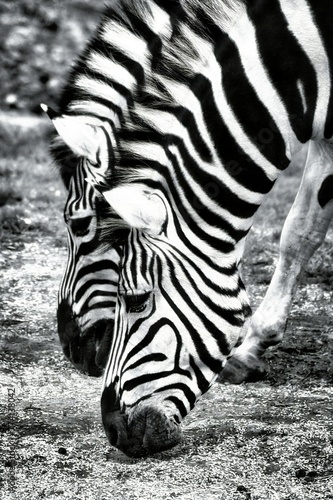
32;454;47;462
5;94;18;107
295;468;307;478
57;447;67;455
304;470;317;482
4;460;16;467
237;485;251;498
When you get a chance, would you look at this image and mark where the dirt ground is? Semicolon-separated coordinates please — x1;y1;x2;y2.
1;117;333;499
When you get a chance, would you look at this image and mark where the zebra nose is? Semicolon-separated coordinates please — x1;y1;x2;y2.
128;405;181;457
93;319;114;369
57;300;110;377
102;399;182;457
57;300;80;359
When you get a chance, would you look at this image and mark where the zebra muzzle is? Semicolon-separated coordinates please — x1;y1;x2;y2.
101;394;181;457
57;300;113;377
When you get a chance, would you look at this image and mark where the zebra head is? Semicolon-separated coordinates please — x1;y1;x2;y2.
95;181;245;457
46;107;121;377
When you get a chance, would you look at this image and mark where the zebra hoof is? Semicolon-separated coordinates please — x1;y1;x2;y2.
217;356;267;384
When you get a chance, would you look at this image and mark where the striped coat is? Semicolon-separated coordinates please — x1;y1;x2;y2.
47;0;333;456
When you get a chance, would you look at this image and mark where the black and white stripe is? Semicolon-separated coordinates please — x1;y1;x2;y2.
49;0;333;454
54;153;120;376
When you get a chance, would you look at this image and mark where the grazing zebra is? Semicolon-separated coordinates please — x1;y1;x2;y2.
45;0;333;457
48;110;121;377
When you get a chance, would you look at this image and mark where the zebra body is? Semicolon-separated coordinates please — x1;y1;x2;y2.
47;0;333;456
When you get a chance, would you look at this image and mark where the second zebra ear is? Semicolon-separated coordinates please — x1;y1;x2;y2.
101;184;167;236
41;104;106;163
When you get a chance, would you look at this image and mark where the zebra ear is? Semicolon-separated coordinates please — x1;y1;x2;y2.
101;184;167;236
41;104;105;163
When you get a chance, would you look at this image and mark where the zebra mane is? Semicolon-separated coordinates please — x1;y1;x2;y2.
50;0;247;244
50;0;245;182
186;0;246;31
102;0;246;181
96;0;248;243
105;0;245;29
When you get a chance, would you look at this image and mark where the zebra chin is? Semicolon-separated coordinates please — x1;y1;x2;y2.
57;300;114;377
101;386;182;458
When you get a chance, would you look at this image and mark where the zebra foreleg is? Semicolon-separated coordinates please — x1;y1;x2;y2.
220;139;333;384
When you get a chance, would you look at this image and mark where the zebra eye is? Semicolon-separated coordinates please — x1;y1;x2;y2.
69;216;93;237
124;292;151;313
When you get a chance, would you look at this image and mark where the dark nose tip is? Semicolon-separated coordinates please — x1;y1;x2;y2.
130;405;181;457
57;300;81;361
101;388;181;457
57;300;113;376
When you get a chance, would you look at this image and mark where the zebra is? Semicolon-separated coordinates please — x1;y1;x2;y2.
45;0;333;457
46;0;175;377
47;109;121;377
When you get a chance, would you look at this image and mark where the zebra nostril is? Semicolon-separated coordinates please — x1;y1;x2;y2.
62;343;71;359
57;300;79;340
94;320;114;369
68;341;81;365
95;326;105;347
108;425;118;447
172;414;180;424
